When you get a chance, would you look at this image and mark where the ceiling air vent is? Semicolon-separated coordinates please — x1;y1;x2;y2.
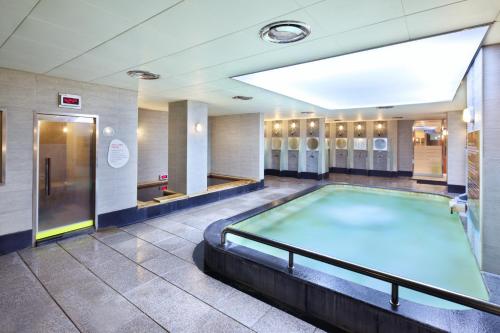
232;95;253;100
260;21;311;44
127;70;160;80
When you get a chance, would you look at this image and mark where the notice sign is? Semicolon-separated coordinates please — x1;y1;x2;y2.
108;139;129;168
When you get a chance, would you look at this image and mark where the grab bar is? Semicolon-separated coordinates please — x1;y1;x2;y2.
221;227;500;316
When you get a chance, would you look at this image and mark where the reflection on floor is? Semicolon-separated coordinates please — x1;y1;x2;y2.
0;175;452;332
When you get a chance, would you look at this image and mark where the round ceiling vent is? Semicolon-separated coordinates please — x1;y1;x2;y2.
260;21;311;44
126;70;160;80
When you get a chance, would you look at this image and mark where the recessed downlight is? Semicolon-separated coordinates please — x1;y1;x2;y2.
127;70;160;80
301;111;314;115
232;95;253;100
260;20;310;44
377;106;394;109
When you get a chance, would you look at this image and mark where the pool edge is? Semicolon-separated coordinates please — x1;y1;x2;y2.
203;184;499;333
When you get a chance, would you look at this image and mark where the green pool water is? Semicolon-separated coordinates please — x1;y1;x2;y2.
228;185;488;309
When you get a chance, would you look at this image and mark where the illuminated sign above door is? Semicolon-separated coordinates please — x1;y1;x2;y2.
58;93;82;109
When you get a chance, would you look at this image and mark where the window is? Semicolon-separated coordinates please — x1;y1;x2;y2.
0;111;5;184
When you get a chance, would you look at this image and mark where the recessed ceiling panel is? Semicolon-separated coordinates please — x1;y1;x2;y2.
233;26;488;110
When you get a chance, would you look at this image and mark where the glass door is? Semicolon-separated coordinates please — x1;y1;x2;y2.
36;114;96;241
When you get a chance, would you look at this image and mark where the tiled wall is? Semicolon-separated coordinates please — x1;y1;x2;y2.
0;68;138;236
138;108;168;184
210;113;264;181
481;45;500;274
397;120;413;172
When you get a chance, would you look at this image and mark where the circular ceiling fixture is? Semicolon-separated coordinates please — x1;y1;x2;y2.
260;20;311;44
232;95;253;100
126;70;160;80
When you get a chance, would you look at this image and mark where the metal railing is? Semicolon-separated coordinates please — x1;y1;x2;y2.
221;227;500;316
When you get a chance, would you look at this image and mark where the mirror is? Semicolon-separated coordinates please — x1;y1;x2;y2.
307;137;319;150
271;137;282;150
288;137;299;150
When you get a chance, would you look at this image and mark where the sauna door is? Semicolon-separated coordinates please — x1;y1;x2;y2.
35;114;96;241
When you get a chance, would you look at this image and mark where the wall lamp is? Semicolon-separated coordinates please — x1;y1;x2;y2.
309;120;316;135
463;107;474;124
273;122;281;135
290;122;297;135
195;123;203;132
337;124;344;136
356;123;363;137
376;122;384;136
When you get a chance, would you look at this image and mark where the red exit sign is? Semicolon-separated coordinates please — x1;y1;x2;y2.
59;93;81;109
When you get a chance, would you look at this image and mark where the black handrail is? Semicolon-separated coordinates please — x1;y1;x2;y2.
221;227;500;316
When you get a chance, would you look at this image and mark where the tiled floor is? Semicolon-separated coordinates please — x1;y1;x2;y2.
0;175;450;333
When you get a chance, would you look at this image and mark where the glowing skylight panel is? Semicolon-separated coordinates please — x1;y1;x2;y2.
233;26;488;110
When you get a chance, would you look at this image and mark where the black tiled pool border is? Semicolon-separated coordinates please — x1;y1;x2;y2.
204;184;500;333
98;180;265;229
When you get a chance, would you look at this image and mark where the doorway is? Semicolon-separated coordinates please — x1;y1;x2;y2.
412;120;447;181
34;114;96;241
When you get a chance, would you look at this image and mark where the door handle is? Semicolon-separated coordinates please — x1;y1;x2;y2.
45;158;51;196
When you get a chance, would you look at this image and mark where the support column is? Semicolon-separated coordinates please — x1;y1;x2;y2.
447;111;466;192
168;100;208;195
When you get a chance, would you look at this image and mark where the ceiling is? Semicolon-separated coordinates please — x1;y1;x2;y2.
1;0;500;121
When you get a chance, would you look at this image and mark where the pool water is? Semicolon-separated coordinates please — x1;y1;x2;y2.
228;185;488;309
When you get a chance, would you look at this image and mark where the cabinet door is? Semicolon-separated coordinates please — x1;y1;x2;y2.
373;151;388;171
272;150;281;170
288;151;299;171
353;150;367;169
306;151;319;172
336;149;348;168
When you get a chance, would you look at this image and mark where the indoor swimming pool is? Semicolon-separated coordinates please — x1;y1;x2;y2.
226;185;488;309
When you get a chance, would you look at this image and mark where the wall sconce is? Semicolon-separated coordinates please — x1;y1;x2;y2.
136;127;142;138
195;123;203;132
337;124;344;137
290;122;297;135
273;122;281;135
356;123;363;137
62;126;68;134
103;126;115;137
309;120;315;135
376;122;384;137
463;107;474;124
442;129;448;137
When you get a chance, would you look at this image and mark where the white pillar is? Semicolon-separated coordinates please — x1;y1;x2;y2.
168;100;208;195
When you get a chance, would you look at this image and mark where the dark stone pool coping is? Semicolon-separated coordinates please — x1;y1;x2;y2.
204;184;500;333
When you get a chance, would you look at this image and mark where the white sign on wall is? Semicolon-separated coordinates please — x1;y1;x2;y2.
107;139;129;168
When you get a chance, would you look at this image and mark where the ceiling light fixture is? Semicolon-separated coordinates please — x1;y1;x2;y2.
232;95;253;100
260;20;311;44
301;111;314;115
127;70;160;80
235;26;488;110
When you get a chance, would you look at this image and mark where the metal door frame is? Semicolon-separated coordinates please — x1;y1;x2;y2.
32;111;99;245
